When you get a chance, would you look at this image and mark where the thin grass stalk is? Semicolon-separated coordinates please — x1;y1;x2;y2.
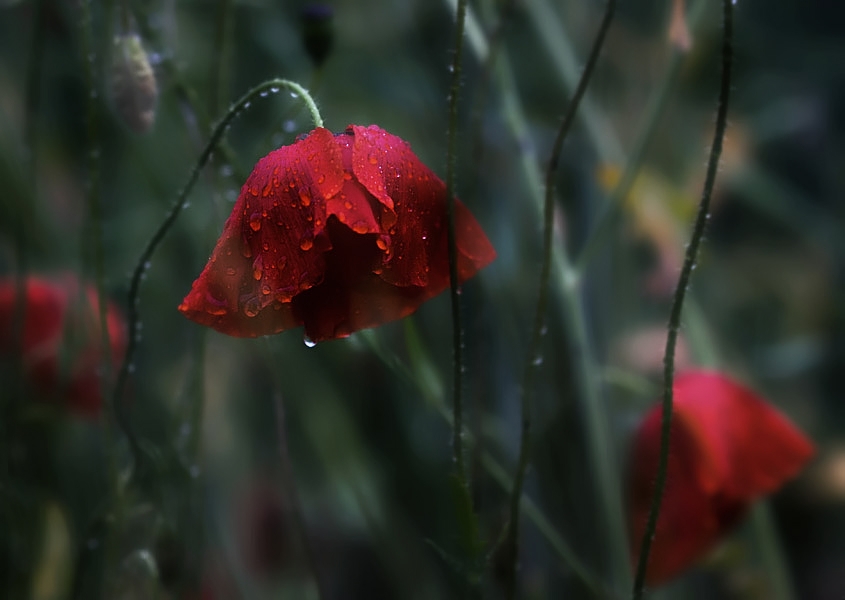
503;2;616;597
631;0;733;596
445;0;470;485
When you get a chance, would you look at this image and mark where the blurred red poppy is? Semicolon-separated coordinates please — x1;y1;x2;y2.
628;370;814;585
0;274;127;417
179;124;496;342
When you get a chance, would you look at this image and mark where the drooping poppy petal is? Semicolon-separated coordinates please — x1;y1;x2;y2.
628;370;814;585
0;275;127;417
179;125;496;342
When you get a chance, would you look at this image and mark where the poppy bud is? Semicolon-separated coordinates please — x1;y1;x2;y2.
300;4;334;68
109;33;158;134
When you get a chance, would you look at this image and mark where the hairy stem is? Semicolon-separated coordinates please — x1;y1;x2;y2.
445;0;469;485
631;0;733;595
503;2;616;597
112;79;322;475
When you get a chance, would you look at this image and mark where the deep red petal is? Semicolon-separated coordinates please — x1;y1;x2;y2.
628;402;749;585
179;128;346;337
0;275;126;417
293;218;427;342
628;369;815;585
673;371;815;499
349;124;496;289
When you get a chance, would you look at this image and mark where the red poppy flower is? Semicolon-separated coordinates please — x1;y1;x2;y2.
628;370;814;585
178;124;496;342
0;274;127;417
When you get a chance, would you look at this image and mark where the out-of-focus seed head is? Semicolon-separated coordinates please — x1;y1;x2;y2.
109;33;158;134
300;4;334;68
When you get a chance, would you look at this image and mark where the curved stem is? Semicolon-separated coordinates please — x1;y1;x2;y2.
445;0;469;484
631;1;733;596
111;78;322;474
503;1;616;597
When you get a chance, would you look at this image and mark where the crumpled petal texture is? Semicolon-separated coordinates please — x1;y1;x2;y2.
628;370;814;585
179;125;496;341
0;275;128;417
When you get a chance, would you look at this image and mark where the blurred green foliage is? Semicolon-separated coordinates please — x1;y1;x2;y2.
1;0;844;598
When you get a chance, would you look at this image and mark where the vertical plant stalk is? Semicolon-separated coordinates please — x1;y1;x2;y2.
80;0;116;474
112;79;323;474
631;0;733;597
272;389;327;600
209;0;234;118
445;0;469;483
502;3;616;597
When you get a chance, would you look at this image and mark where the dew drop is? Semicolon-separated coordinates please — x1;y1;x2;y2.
303;336;317;348
262;242;270;251
317;175;326;184
261;284;272;295
225;267;237;276
299;191;312;206
253;266;262;280
278;256;288;271
270;86;280;93
368;155;378;165
352;222;369;234
243;298;261;317
300;237;314;251
249;213;262;231
376;235;390;251
241;245;253;258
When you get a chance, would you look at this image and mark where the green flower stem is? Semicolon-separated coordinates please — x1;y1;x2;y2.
112;79;322;475
80;0;118;492
493;48;632;592
504;2;616;597
389;322;607;595
631;1;733;597
751;503;796;600
445;0;469;486
520;0;624;163
209;0;234;118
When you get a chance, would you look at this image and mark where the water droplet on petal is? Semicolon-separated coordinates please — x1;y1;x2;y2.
317;175;326;184
303;336;317;348
243;298;261;317
300;237;314;251
225;267;237;276
278;256;288;271
376;235;390;251
299;190;312;206
368;155;378;165
352;222;369;234
249;213;262;231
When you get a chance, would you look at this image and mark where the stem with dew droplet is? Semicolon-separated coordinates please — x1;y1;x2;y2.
112;79;323;476
632;0;733;596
